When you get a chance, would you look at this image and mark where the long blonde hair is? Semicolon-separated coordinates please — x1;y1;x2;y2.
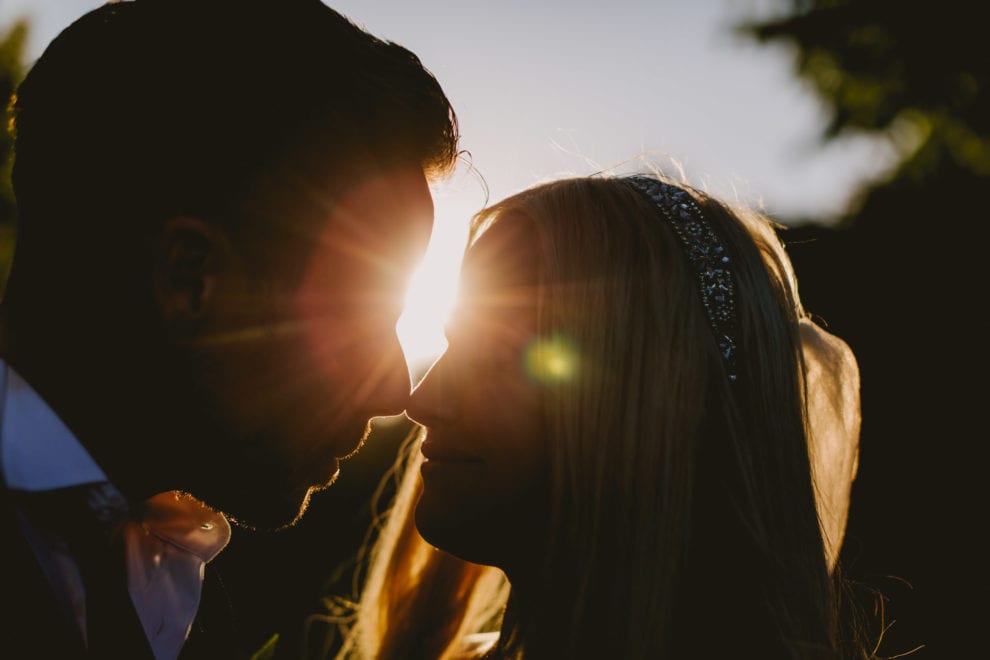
334;427;507;660
338;174;866;659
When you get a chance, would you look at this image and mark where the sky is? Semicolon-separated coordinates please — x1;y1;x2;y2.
0;0;900;368
0;0;898;222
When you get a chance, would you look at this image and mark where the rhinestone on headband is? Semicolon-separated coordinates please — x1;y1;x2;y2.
625;176;738;382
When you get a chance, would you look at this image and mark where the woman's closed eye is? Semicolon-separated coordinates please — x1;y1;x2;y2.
443;274;538;377
444;323;521;374
471;342;520;374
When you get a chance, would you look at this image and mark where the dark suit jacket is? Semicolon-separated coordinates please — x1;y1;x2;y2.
1;488;239;659
0;487;88;659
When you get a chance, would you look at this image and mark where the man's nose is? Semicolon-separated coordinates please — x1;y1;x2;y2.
356;338;413;418
405;355;458;429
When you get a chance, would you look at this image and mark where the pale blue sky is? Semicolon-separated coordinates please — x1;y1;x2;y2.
2;0;897;223
1;0;901;364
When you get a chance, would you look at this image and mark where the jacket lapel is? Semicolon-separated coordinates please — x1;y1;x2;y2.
0;487;87;659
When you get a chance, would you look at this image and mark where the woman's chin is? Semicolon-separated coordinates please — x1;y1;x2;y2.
414;492;493;565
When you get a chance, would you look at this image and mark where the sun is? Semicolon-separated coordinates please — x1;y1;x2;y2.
396;206;471;384
398;162;488;384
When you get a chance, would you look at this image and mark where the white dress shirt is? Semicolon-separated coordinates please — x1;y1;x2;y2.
0;361;231;660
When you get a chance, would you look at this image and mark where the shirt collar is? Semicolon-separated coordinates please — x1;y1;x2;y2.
0;361;107;490
0;361;230;559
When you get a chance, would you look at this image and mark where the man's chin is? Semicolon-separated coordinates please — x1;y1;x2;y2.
202;423;369;531
337;418;375;460
235;459;347;530
223;488;314;531
304;464;342;503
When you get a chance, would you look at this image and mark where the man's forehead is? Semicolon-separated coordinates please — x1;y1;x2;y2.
276;164;434;264
341;165;432;206
329;166;434;235
259;164;434;290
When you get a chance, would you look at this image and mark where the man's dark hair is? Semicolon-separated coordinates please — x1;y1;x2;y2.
8;0;458;282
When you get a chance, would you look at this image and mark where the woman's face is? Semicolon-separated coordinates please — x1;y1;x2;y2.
406;216;550;569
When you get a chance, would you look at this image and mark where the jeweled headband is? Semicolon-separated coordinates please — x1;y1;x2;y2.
625;176;739;382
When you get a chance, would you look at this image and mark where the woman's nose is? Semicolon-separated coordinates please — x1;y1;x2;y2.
405;354;458;429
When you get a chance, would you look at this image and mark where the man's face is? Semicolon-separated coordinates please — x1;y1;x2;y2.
187;165;433;530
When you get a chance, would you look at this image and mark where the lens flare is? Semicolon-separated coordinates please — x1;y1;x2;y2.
524;335;578;384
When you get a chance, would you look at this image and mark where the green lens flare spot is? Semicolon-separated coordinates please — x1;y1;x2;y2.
524;335;578;384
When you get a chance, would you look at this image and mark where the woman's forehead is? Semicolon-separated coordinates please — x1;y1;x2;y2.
463;214;538;288
454;216;540;327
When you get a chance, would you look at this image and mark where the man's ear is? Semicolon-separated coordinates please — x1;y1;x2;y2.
153;216;229;330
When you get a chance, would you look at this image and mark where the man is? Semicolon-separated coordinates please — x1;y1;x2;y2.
0;0;458;657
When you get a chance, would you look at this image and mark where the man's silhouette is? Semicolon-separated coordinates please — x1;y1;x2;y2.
0;1;458;657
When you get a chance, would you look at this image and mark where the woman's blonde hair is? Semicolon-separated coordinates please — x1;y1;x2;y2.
334;427;507;659
337;174;866;659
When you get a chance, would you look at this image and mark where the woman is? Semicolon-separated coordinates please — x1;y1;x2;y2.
335;174;866;659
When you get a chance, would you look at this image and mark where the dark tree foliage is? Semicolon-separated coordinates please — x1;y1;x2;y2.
0;19;27;290
744;2;988;657
748;0;989;175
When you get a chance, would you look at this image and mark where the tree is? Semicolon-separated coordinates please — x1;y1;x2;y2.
743;2;988;657
0;18;28;292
